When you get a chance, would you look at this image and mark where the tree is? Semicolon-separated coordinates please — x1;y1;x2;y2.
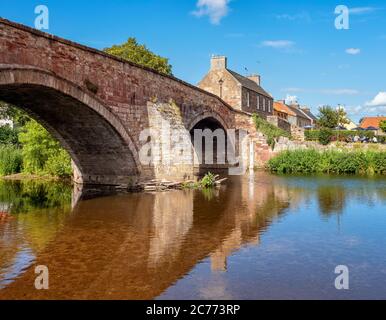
380;120;386;133
104;38;172;75
317;106;339;129
18;120;71;176
0;101;30;127
336;106;350;128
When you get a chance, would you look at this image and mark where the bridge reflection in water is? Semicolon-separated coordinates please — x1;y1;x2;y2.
3;173;385;299
0;172;296;299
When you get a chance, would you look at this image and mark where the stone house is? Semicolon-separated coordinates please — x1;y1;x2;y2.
274;100;315;128
198;56;274;118
286;104;313;128
274;100;297;124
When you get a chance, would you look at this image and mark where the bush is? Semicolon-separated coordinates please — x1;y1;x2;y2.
18;120;72;176
44;149;72;177
268;149;386;175
200;172;216;188
304;130;319;141
0;125;19;145
0;145;22;176
253;114;291;148
319;128;333;145
305;129;379;143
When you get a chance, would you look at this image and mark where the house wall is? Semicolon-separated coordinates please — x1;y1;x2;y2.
198;69;242;110
241;87;273;119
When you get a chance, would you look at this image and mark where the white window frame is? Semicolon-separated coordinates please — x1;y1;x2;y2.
257;94;260;110
263;98;266;112
246;91;250;108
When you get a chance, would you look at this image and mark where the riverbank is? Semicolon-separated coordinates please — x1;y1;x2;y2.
1;172;69;182
268;149;386;175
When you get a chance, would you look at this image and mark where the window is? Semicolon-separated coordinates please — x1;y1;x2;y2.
246;91;250;107
263;98;266;111
257;94;260;110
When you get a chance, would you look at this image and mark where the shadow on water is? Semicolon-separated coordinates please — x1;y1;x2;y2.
0;173;385;299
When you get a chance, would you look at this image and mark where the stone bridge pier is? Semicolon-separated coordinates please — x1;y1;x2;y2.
0;18;268;187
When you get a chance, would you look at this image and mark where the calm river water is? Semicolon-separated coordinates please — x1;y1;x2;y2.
0;173;385;300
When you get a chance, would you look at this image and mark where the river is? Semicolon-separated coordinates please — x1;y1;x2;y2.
0;172;385;300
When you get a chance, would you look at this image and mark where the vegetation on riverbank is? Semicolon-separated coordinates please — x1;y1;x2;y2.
268;149;386;175
305;129;385;144
0;103;72;178
252;114;291;148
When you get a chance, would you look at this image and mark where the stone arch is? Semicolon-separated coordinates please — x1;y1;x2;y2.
187;111;230;132
0;66;141;186
187;111;232;175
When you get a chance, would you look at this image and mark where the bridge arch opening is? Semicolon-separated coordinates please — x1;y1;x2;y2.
0;69;140;186
189;116;231;175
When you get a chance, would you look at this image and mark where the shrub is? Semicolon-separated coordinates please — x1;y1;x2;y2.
0;145;22;176
268;149;386;175
253;114;291;148
200;172;216;188
18;120;72;177
304;130;319;141
44;149;72;177
0;125;19;145
319;128;333;145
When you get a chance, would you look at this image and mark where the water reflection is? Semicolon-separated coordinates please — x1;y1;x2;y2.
0;174;385;299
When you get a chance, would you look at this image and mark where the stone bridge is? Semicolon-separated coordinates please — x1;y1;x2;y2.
0;18;267;186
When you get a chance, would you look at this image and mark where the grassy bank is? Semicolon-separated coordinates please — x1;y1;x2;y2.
268;149;386;175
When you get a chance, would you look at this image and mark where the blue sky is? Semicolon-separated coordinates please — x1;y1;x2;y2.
1;0;385;122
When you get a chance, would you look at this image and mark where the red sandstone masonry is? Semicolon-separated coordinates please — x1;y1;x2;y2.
0;18;265;185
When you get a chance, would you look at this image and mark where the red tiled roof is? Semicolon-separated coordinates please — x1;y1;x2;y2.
274;101;296;116
359;117;386;129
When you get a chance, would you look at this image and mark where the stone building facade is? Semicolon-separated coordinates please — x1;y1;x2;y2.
198;56;274;118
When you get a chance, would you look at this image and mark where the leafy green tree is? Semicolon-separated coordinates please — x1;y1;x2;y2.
104;38;173;75
18;120;71;176
0;101;30;127
317;106;339;129
380;120;386;133
0;125;19;145
336;107;350;128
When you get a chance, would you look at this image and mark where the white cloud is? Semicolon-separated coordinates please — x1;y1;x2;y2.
192;0;230;25
345;48;361;55
275;11;311;22
285;94;298;105
281;87;305;93
365;92;386;107
261;40;295;49
349;7;378;15
321;89;360;95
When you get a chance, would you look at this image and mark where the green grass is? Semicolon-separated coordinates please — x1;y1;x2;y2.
268;149;386;175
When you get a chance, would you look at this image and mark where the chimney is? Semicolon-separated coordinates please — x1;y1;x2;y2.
247;74;261;86
278;100;286;104
211;55;227;70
